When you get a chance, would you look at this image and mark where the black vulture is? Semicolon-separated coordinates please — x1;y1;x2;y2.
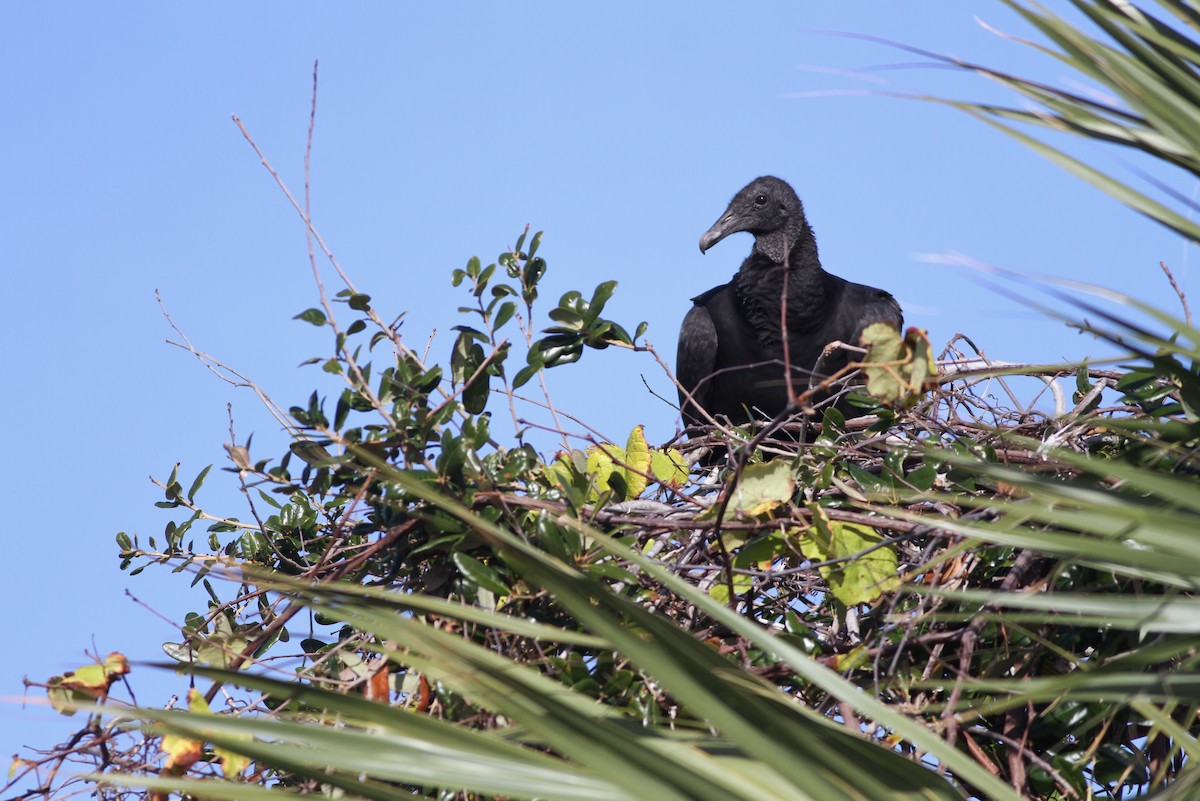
677;176;902;430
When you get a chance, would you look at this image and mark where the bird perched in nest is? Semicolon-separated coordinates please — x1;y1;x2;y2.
677;176;902;431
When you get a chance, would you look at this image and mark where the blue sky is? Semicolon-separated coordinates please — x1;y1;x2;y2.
1;2;1192;779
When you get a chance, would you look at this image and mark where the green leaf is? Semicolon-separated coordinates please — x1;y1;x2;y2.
586;280;618;322
462;377;490;415
512;362;541;389
451;332;490;414
797;506;900;607
451;552;511;597
493;300;517;329
414;364;444;393
476;264;496;296
186;465;212;503
290;440;336;467
586;562;640;584
548;307;586;330
293;308;327;326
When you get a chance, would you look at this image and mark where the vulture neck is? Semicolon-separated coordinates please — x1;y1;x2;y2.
734;228;827;341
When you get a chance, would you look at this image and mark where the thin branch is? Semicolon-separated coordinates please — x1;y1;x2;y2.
1160;260;1193;328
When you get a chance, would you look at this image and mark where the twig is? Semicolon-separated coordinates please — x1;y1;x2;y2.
1160;260;1192;328
781;255;795;403
156;290;298;435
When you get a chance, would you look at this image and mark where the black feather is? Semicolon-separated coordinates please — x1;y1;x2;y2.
678;176;902;428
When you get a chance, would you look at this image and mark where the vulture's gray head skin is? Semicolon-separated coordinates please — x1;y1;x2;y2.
698;175;807;264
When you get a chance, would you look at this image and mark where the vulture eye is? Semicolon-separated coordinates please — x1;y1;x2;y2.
754;194;768;206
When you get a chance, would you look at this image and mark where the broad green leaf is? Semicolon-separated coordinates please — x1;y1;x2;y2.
293;308;327;327
512;362;541;389
452;552;511;597
289;440;336;467
186;465;212;503
494;299;517;329
797;507;899;606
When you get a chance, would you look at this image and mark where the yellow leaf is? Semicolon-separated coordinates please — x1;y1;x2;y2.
621;425;652;497
182;688;252;777
546;451;582;490
45;652;131;715
833;645;871;672
707;572;753;603
103;652;131;678
186;687;212;714
859;324;937;409
583;427;690;502
162;732;203;772
215;745;252;777
650;448;689;488
721;461;794;517
584;443;621;502
58;664;109;695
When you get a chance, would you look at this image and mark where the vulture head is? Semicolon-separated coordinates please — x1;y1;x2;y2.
698;176;807;264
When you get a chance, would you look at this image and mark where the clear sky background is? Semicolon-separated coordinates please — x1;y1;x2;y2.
1;1;1193;781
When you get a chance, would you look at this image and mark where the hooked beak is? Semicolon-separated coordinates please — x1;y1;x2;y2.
699;212;742;254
